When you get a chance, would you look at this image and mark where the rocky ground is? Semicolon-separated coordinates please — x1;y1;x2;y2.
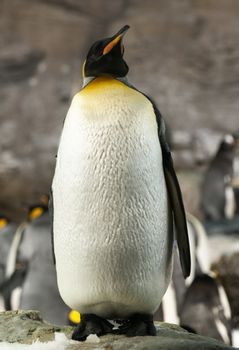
0;0;239;220
0;310;235;349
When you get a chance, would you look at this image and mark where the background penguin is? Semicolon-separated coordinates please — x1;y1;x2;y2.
51;25;190;341
18;202;70;325
231;132;239;215
201;134;237;222
0;214;17;285
0;261;27;311
180;274;232;345
0;214;17;310
156;215;233;345
1;214;28;310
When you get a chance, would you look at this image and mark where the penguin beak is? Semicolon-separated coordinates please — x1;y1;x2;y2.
103;25;130;55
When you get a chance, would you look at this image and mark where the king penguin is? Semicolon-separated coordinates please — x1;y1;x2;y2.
0;214;16;285
51;25;191;340
0;214;17;310
18;203;70;325
201;134;237;222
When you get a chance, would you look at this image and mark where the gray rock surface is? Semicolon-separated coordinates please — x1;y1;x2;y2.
0;0;239;219
0;310;71;344
0;310;234;349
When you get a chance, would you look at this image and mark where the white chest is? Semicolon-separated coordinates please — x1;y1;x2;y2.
52;79;173;318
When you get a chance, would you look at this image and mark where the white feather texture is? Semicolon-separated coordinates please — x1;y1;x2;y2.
52;78;173;319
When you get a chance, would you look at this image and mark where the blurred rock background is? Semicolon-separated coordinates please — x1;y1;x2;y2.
0;0;239;221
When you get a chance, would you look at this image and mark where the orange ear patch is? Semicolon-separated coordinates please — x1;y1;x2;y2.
103;35;122;55
0;218;8;229
29;207;44;221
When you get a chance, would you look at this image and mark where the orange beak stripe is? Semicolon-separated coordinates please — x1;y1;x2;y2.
103;34;122;55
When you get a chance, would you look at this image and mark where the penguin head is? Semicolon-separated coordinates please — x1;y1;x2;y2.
223;134;234;147
83;25;130;79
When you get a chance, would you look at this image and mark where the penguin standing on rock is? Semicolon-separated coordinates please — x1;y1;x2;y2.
51;25;190;341
201;134;237;222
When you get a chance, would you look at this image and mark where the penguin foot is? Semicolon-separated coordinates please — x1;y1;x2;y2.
71;314;114;341
115;313;156;337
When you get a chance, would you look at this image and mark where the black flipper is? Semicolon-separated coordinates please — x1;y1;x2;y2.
49;188;56;265
149;98;191;278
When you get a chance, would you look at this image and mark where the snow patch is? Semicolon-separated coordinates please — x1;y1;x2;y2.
85;334;100;343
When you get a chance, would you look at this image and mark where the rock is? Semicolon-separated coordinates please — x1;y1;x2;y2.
0;45;44;83
0;310;233;349
0;310;71;344
38;0;126;20
0;0;94;221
